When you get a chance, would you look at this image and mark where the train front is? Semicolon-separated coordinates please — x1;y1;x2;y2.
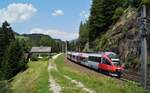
106;52;124;77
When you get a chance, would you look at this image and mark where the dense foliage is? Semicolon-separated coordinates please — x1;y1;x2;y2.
0;21;15;69
0;21;27;80
75;0;143;50
89;0;119;43
2;40;27;79
67;40;79;51
78;21;89;51
0;21;28;93
144;0;150;5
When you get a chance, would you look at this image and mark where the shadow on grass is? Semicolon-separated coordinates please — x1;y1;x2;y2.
0;80;12;93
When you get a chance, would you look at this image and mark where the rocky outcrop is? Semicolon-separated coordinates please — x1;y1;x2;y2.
97;7;150;70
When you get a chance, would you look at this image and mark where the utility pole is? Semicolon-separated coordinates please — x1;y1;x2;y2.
61;44;63;53
65;41;68;54
140;4;148;89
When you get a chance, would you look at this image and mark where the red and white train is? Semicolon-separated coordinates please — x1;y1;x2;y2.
67;51;124;77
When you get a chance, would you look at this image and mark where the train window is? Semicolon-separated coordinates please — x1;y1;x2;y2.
89;56;91;61
96;57;101;62
89;56;101;63
103;58;111;65
89;56;93;61
93;57;96;62
93;57;97;62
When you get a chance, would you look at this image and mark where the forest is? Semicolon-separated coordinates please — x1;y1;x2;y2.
67;0;150;51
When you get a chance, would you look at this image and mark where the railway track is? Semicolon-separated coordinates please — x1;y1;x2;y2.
114;67;150;88
123;71;140;82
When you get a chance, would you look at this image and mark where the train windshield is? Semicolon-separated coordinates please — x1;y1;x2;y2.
108;54;121;66
113;62;121;66
108;54;119;59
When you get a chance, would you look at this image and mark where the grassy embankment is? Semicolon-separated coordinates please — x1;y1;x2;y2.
10;54;149;93
51;54;149;93
11;59;49;93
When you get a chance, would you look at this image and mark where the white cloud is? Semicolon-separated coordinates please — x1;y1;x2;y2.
52;9;64;17
0;3;37;24
80;10;90;20
30;28;78;41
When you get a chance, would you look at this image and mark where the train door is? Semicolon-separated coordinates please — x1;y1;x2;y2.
100;58;112;71
88;56;100;70
77;54;82;63
84;57;89;66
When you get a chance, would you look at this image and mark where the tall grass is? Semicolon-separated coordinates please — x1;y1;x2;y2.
11;60;49;93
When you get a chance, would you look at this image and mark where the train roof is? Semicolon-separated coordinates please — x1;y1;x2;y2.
80;53;89;57
104;52;117;55
88;53;103;57
68;51;118;58
67;52;71;54
70;52;79;56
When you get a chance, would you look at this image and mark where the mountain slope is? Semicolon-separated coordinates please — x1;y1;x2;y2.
95;7;150;69
15;33;64;53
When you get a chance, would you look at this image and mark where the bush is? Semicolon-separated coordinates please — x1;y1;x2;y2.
129;58;140;70
124;63;130;69
30;56;39;61
0;80;12;93
143;0;150;5
112;7;124;21
40;57;49;61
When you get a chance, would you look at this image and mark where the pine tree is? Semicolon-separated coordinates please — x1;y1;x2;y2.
0;21;15;68
0;28;5;66
0;21;28;81
88;0;124;48
2;21;15;45
2;40;27;79
78;21;89;51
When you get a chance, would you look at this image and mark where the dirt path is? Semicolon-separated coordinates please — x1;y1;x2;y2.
48;54;97;93
48;54;62;93
64;75;95;93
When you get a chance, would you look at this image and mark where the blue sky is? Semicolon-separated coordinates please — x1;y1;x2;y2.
0;0;91;41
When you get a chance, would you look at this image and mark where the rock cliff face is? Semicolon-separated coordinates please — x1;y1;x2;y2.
96;8;150;70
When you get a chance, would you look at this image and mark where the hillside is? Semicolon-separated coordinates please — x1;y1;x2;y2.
15;33;64;53
75;2;150;70
95;8;140;69
94;7;150;70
